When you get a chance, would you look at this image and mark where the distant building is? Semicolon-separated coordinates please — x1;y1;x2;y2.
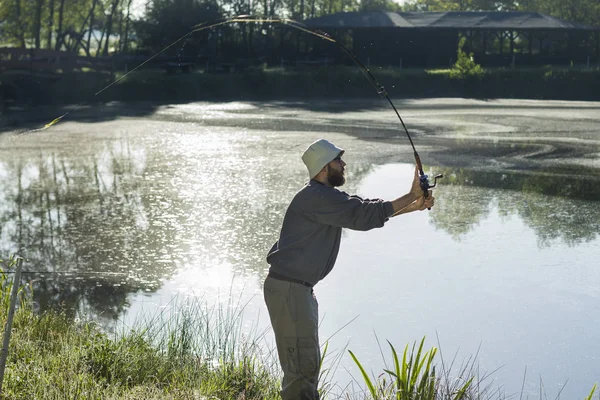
302;11;600;68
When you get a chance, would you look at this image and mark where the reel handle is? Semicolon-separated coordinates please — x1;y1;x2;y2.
420;174;443;210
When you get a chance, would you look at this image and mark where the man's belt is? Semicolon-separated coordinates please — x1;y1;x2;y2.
267;271;314;288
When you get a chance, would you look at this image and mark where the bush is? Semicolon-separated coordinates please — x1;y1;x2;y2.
449;37;484;79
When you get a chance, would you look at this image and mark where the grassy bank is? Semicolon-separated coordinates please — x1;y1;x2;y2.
1;66;599;108
0;257;598;399
0;258;281;399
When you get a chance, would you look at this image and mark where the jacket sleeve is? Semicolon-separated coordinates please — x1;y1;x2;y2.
301;188;394;231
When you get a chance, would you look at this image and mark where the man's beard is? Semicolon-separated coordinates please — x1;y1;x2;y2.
327;165;345;187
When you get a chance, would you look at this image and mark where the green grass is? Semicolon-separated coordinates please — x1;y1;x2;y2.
2;305;282;399
0;257;281;399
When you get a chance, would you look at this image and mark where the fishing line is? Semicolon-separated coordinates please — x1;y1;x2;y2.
0;270;131;277
10;15;442;198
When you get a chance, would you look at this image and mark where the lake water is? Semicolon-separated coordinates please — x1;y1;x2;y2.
0;98;599;399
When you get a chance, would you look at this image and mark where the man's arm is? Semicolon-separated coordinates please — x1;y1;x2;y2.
391;191;434;217
390;192;420;216
303;165;434;228
303;187;393;231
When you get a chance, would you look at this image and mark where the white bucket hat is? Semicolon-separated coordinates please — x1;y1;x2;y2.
301;139;345;179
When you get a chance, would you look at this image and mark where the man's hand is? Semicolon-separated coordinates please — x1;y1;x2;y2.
410;166;425;199
391;166;432;217
415;190;435;211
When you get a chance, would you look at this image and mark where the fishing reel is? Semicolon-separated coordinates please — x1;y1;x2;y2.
420;172;443;194
419;173;443;210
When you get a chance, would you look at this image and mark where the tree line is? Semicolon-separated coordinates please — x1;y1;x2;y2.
0;0;598;56
0;0;135;56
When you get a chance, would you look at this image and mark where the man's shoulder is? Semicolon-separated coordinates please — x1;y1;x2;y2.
300;180;337;195
294;181;348;203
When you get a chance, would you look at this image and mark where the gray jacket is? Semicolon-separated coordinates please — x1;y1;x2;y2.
267;180;394;285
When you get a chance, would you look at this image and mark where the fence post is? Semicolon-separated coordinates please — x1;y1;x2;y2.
0;256;24;395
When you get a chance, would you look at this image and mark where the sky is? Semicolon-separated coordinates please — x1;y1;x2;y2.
130;0;147;19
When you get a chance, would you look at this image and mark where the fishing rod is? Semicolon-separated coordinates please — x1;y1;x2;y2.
37;15;442;203
305;24;444;205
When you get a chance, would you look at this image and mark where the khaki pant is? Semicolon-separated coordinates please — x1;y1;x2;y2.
264;276;321;400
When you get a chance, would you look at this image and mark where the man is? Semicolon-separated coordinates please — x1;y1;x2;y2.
264;139;435;399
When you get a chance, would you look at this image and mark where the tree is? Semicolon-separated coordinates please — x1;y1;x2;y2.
120;0;133;53
102;0;120;56
403;0;506;12
47;0;54;48
1;0;29;47
135;0;222;54
517;0;600;26
0;0;132;55
54;0;66;50
34;0;44;48
402;0;600;26
360;0;401;12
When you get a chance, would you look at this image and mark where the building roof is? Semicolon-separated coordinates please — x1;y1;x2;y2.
304;11;598;30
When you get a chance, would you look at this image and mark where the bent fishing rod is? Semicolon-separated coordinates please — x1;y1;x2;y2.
38;15;442;202
303;22;444;204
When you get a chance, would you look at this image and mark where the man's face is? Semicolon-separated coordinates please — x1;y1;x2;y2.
326;156;346;187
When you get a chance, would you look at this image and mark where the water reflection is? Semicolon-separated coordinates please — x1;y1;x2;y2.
438;167;600;200
0;135;181;318
433;167;600;247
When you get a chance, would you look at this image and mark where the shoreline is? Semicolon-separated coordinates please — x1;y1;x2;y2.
1;66;599;112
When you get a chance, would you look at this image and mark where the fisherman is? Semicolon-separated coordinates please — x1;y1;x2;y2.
263;138;435;399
